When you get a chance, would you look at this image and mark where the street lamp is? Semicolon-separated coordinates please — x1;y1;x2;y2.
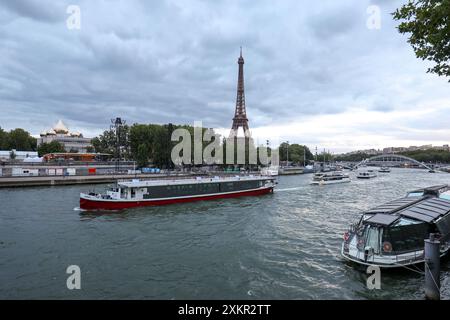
110;117;126;173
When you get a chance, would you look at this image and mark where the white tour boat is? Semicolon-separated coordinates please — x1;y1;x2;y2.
260;166;279;176
342;185;450;268
311;171;351;185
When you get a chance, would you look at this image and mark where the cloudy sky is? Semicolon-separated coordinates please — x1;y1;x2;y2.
0;0;449;153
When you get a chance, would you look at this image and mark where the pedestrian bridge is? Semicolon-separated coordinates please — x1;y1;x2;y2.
356;154;433;171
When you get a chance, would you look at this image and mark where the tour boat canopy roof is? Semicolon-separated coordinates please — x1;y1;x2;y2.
364;185;450;226
365;197;423;215
399;198;450;223
365;213;399;226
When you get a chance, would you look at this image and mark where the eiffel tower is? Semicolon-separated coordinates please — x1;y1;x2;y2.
229;47;250;138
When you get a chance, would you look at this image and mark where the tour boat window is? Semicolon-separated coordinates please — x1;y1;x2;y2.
436;215;450;241
393;217;422;226
439;192;450;201
382;223;430;253
365;226;380;254
407;192;423;197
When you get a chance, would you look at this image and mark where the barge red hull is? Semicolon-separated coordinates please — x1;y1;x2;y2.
80;187;273;210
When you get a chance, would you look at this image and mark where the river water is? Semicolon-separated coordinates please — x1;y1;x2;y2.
1;168;449;299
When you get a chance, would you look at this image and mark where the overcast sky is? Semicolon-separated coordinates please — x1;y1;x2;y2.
1;0;449;153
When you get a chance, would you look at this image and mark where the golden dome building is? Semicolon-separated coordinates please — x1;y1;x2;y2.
37;120;93;153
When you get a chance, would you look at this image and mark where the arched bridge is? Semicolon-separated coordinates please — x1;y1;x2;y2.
356;154;434;171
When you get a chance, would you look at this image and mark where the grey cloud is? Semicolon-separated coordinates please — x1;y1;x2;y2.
308;4;361;40
0;0;66;23
0;0;449;150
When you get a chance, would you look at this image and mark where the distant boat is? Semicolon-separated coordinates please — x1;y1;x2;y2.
261;166;279;176
378;166;391;173
303;165;315;174
311;171;350;185
278;166;303;175
357;171;377;179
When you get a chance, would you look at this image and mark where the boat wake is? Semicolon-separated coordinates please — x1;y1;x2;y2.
73;207;87;212
274;187;303;192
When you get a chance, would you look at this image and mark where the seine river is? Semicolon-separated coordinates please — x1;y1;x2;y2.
1;168;449;299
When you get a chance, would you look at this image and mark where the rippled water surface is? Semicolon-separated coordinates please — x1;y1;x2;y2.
1;169;449;299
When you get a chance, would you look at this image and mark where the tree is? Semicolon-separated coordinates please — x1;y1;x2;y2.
90;125;129;158
334;152;370;162
318;150;334;162
279;142;314;163
91;137;106;153
401;149;450;163
153;125;171;167
86;146;95;153
136;143;149;168
165;123;175;169
37;141;65;156
393;0;450;80
6;128;37;151
0;127;8;149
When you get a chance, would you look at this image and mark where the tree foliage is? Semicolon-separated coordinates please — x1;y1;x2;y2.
92;122;277;168
37;141;65;156
92;125;130;159
93;123;190;168
0;127;37;151
401;149;450;162
335;149;450;163
86;146;95;153
393;0;450;80
278;142;314;163
334;153;371;162
136;143;150;168
0;127;7;150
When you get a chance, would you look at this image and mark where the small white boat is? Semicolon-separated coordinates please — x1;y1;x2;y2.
378;166;391;173
357;171;377;179
311;171;350;185
261;165;279;176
